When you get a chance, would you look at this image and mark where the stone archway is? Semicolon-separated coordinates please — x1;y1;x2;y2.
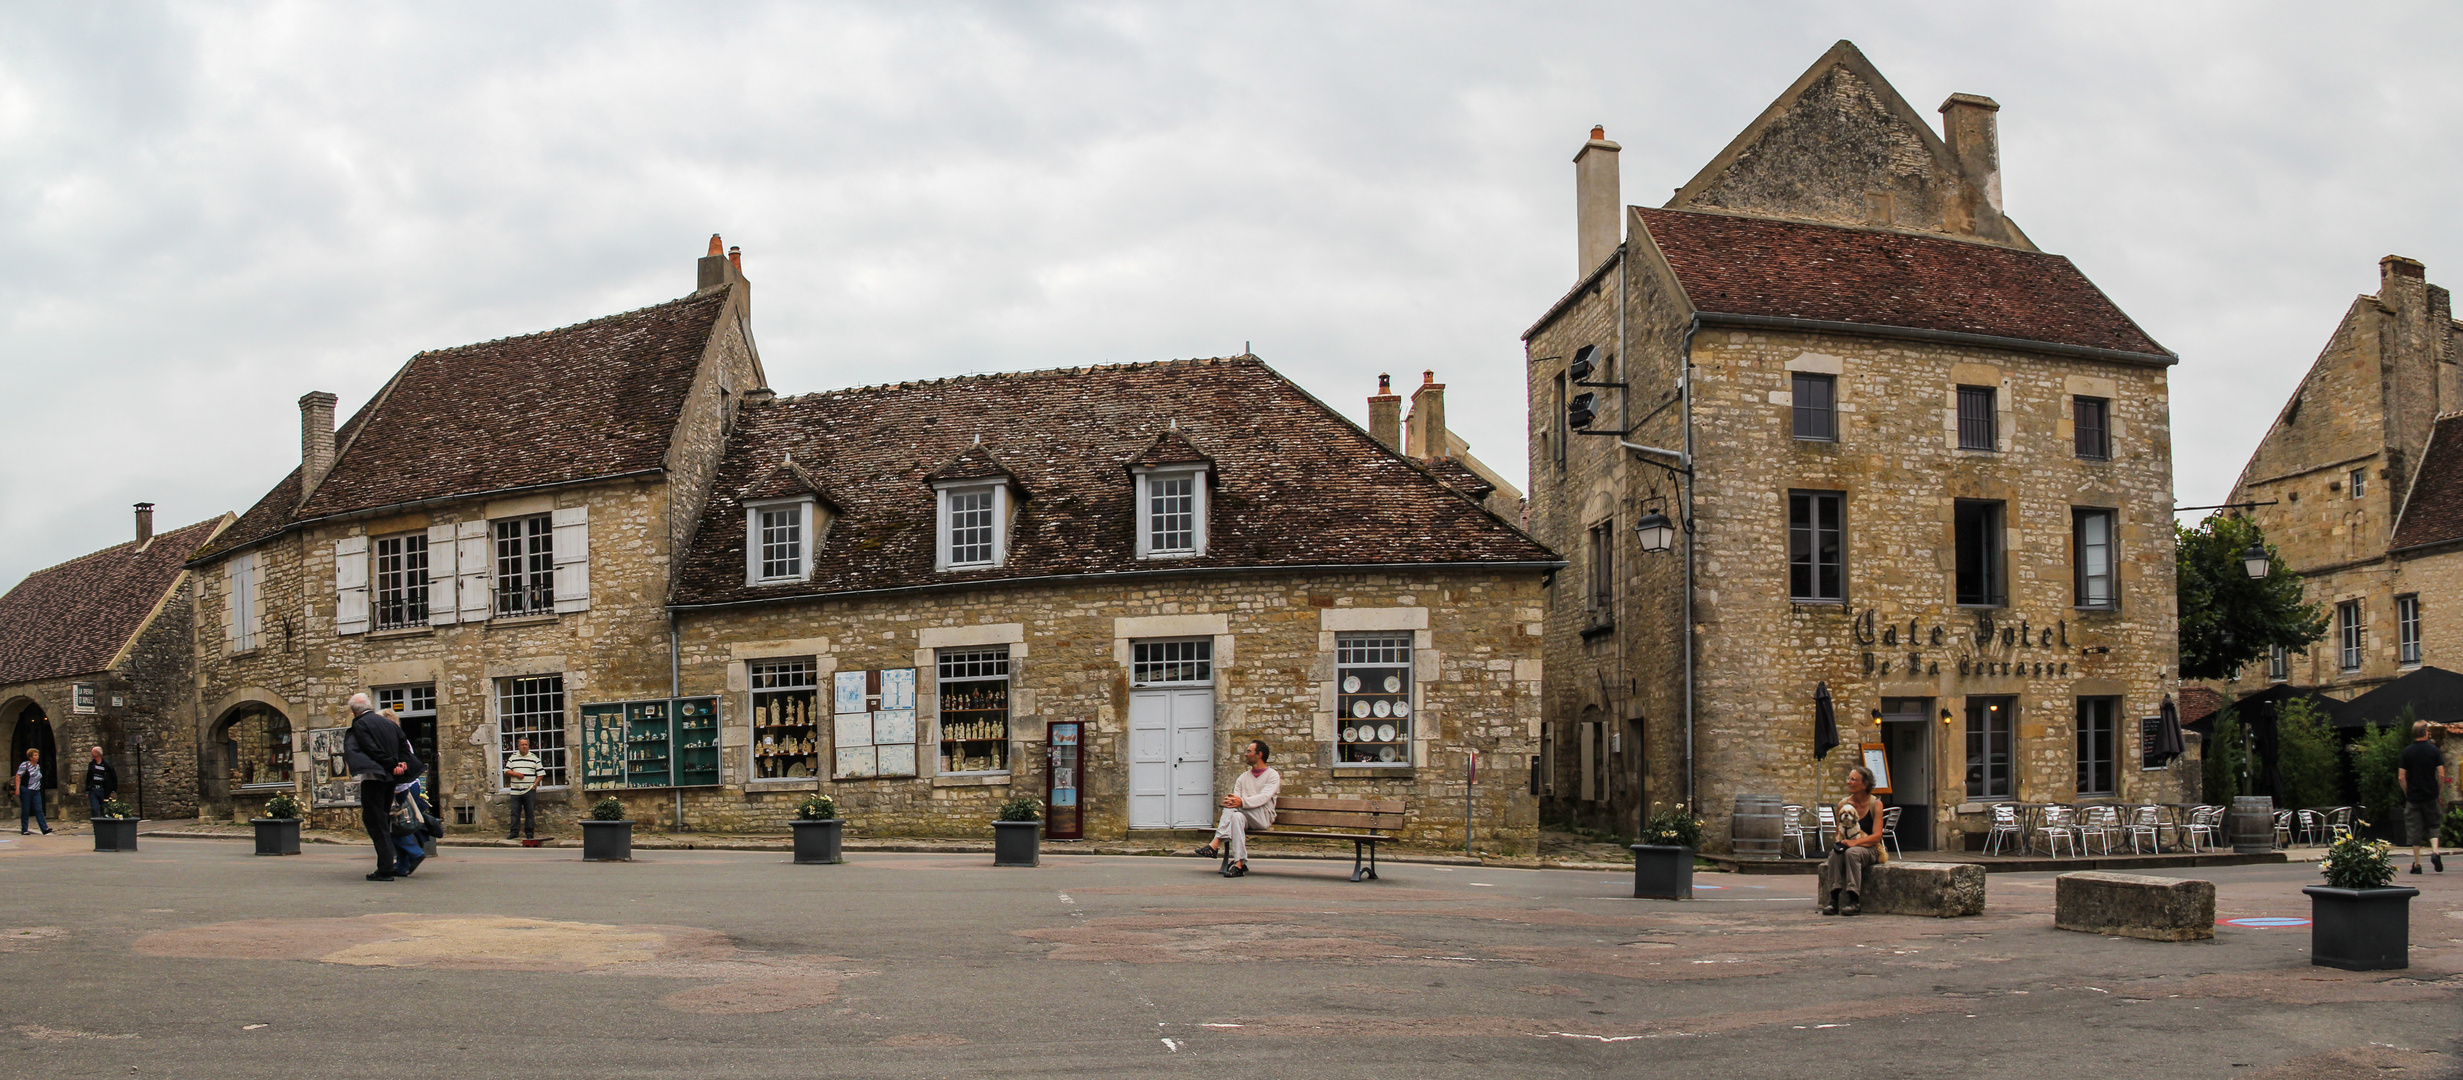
205;699;296;817
7;698;60;795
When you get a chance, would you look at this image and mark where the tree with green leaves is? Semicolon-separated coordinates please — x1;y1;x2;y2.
2176;514;2328;680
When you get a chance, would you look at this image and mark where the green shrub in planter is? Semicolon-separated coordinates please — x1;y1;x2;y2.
997;796;1042;822
92;796;139;852
581;797;632;862
796;794;838;821
2307;831;2416;970
101;796;135;819
2318;832;2395;890
1632;802;1703;900
251;791;305;856
263;793;303;820
1638;803;1703;849
993;797;1041;866
792;794;844;865
589;796;628;821
2441;804;2463;849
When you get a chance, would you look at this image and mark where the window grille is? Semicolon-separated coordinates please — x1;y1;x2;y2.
2074;509;2115;609
2398;595;2421;666
1147;474;1196;553
372;533;430;630
759;504;804;580
1789;491;1844;601
497;674;567;787
494;515;555;616
1791;372;1836;441
749;658;819;781
1335;633;1413;765
2076;697;2117;796
2338;600;2365;673
938;647;1010;774
947;489;995;566
1957;386;1997;451
2073;397;2110;460
1132;639;1212;685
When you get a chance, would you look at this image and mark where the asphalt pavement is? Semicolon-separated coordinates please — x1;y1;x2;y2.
0;829;2456;1079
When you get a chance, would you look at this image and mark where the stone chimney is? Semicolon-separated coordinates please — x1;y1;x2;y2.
1405;371;1446;460
299;391;338;497
133;502;154;547
1367;373;1402;451
1938;94;2002;213
698;234;735;294
1574;126;1622;280
2382;254;2427;306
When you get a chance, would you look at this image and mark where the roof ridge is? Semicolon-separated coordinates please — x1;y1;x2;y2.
772;355;1261;404
411;290;722;358
5;516;224;585
1639;205;2059;255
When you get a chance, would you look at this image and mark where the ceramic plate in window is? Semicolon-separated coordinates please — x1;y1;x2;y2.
1370;699;1389;718
1378;746;1399;762
1342;676;1361;693
1342;727;1358;743
1377;723;1396;743
1383;675;1401;693
1352;701;1372;719
1393;701;1409;718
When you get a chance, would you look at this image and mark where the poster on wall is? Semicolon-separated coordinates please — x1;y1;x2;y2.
306;727;357;808
829;669;920;780
1861;743;1891;794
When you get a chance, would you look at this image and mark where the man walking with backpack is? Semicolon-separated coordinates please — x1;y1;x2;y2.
341;693;419;881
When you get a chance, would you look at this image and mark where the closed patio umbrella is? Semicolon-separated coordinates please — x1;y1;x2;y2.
1813;682;1840;820
2150;696;2185;767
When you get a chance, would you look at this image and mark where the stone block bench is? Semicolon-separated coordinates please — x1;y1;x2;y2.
1808;861;1986;917
2053;871;2215;941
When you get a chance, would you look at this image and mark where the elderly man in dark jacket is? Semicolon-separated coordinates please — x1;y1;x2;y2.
342;693;420;881
81;746;117;823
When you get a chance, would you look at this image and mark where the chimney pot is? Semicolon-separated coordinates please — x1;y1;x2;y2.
1573;127;1623;280
1367;374;1402;451
708;234;724;256
728;245;743;272
1377;373;1391;394
1938;93;2003;214
133;502;155;547
298;391;340;498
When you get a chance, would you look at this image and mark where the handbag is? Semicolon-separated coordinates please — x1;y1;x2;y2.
390;789;430;837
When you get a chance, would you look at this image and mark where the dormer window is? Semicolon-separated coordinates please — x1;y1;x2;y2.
745;497;815;585
1135;468;1208;558
935;483;1011;570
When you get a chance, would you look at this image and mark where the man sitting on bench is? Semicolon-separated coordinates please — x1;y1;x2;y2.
1195;740;1279;877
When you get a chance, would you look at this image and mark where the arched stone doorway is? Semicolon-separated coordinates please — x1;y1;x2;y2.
8;700;59;796
207;702;295;815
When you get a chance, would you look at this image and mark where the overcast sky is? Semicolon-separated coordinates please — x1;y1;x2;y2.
3;2;2459;589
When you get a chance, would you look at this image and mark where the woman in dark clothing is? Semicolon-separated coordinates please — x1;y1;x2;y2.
1818;765;1888;916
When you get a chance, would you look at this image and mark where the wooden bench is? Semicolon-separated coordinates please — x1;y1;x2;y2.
1222;797;1404;881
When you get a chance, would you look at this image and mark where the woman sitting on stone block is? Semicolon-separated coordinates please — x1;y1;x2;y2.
1819;766;1889;916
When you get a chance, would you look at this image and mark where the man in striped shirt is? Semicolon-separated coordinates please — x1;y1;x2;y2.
502;737;542;840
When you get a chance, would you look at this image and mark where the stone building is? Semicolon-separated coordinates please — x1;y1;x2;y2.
179;235;1555;846
1522;41;2191;852
184;238;763;828
2226;257;2463;696
0;505;230;822
662;358;1554;849
1363;370;1526;523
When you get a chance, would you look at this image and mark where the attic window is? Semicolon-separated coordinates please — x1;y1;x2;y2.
745;498;813;585
935;483;1010;571
1134;467;1208;558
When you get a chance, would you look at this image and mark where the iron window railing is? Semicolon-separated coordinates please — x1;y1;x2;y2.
494;515;554;616
2073;396;2109;460
372;533;429;630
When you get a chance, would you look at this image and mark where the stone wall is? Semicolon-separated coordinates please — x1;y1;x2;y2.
0;577;200;822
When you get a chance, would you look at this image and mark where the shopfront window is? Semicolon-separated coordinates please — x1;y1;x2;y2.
2076;697;2117;796
750;658;820;781
373;685;437;781
1336;633;1413;765
497;675;567;787
1964;697;2014;799
938;648;1009;774
223;707;294;788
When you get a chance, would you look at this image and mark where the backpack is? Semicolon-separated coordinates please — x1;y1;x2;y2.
390;785;431;837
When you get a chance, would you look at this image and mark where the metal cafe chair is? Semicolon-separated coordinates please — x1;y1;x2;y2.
2271;810;2295;850
1780;804;1809;859
2326;806;2355;841
2124;805;2164;854
2181;806;2221;854
2035;804;2082;858
1813;804;1837;852
2076;805;2121;856
1880;805;1904;859
1983;803;2026;856
2294;809;2325;846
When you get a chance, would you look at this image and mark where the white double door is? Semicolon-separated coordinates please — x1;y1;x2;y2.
1128;687;1216;828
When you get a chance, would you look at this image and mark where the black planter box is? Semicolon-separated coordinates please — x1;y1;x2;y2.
250;818;301;856
792;819;845;864
92;817;137;852
1631;844;1694;900
2305;884;2417;970
581;820;633;862
993;820;1040;867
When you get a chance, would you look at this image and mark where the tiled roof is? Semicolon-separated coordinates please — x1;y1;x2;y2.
193;291;730;563
672;357;1557;605
924;443;1026;489
1635;208;2170;358
1129;429;1215;469
2391;414;2463;551
0;516;229;684
1425;458;1497;502
2177;686;2222;726
738;457;845;512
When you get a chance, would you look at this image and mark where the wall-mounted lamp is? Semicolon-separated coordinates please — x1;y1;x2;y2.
1939;708;1953;724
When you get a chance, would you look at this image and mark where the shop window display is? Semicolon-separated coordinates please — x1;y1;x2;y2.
750;659;821;780
1335;633;1413;765
938;648;1009;774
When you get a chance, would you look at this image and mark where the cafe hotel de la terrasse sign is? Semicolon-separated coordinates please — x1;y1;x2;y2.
1846;608;2110;681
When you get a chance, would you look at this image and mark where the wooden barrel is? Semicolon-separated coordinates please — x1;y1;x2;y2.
1731;793;1785;860
2228;795;2275;854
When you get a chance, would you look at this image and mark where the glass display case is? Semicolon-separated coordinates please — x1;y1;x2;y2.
1334;633;1413;764
937;648;1009;774
750;659;821;780
581;696;721;789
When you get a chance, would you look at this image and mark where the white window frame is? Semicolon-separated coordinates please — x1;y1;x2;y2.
495;674;569;790
1334;632;1414;768
2338;600;2365;673
371;531;431;631
934;482;1010;571
1133;467;1208;559
2398;594;2421;667
744;497;815;585
2349;468;2367;500
2073;507;2116;610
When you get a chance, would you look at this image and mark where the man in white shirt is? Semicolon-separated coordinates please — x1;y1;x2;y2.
1196;740;1279;877
502;737;542;840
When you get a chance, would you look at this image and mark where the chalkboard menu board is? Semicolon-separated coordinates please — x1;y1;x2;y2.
2140;715;2166;770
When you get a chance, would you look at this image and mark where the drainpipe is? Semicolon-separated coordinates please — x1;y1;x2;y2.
1679;315;1701;813
670;611;684;831
1613;242;1634;838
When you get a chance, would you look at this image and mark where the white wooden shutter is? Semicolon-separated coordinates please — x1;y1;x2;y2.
334;536;370;635
425;523;459;626
224;553;257;652
456;521;491;622
552;505;591;613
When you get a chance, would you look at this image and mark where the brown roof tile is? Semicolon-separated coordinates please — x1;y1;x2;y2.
1425;458;1498;502
1635;208;2171;358
1128;428;1215;469
195;291;730;563
2177;686;2223;725
923;443;1028;490
672;358;1556;605
0;517;228;684
2392;414;2463;551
